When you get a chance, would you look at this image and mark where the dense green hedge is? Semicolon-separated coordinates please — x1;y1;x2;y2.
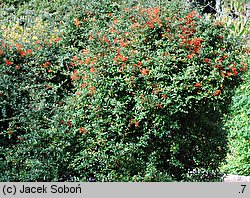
221;69;250;176
0;0;249;181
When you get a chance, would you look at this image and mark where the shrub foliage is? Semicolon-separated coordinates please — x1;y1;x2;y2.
221;69;250;176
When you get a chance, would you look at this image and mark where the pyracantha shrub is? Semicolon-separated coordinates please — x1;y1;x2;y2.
0;31;74;181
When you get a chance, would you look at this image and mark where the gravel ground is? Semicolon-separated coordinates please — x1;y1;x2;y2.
223;174;250;182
